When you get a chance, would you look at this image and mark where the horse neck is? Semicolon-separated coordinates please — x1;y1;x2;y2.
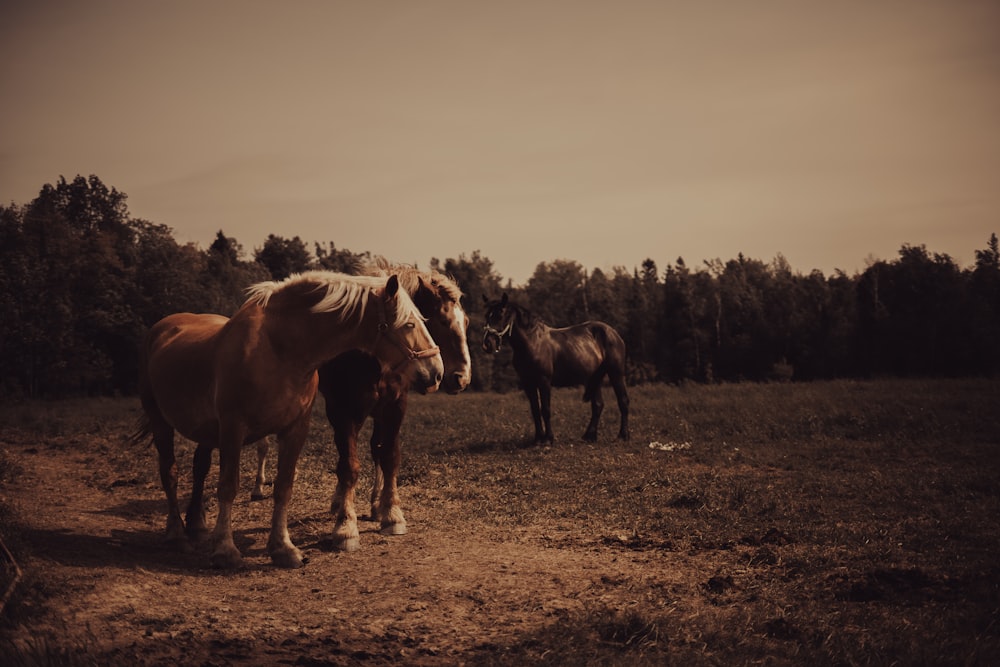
508;307;545;347
261;300;379;370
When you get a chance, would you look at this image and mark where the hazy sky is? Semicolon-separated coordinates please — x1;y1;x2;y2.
2;1;999;284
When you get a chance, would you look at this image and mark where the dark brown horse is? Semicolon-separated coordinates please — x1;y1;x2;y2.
482;293;629;444
134;272;443;568
252;262;471;551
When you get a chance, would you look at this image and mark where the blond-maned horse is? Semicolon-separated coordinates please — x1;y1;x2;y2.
134;272;443;569
252;261;471;551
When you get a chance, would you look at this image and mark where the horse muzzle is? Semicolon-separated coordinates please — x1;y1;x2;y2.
482;331;502;354
409;351;444;394
440;370;471;394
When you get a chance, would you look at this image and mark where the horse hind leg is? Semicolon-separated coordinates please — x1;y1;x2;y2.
582;374;605;442
151;423;188;546
610;369;630;441
251;439;270;500
185;443;213;539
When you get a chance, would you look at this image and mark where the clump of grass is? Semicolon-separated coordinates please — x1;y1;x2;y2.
472;605;671;666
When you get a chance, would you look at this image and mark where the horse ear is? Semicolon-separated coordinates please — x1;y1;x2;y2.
385;274;400;298
501;293;508;306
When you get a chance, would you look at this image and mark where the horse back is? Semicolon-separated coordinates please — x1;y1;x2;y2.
535;320;624;386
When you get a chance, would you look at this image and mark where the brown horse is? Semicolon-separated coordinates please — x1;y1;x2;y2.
134;272;443;569
252;262;471;551
482;293;629;444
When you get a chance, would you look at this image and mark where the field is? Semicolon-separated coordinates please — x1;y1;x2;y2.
1;379;999;665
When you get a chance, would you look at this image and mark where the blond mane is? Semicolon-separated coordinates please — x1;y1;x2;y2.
244;270;422;328
364;257;464;304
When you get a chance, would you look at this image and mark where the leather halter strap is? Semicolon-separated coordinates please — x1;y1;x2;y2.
482;319;512;350
375;297;439;374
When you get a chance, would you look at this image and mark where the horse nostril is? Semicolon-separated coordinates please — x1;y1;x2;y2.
435;371;443;385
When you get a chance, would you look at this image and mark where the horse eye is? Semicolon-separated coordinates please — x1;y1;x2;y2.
405;322;416;329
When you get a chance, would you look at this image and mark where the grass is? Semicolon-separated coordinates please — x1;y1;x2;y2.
1;378;999;665
398;379;1000;664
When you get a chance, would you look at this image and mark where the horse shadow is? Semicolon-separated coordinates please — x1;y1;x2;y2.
15;521;291;575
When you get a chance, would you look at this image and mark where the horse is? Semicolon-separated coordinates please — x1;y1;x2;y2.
251;262;471;551
482;293;629;444
133;271;443;569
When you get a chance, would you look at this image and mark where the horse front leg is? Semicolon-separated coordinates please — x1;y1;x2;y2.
267;418;309;568
251;439;270;500
329;413;362;552
523;385;546;445
210;425;246;569
538;381;555;444
185;443;212;539
372;394;408;536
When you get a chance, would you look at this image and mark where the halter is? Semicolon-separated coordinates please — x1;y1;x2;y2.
482;318;513;351
484;320;512;339
375;298;440;374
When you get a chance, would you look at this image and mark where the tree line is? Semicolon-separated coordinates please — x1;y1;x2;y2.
1;175;998;398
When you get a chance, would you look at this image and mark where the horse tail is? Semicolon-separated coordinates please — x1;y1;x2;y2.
129;413;154;446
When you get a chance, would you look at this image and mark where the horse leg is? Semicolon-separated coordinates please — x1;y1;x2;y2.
523;385;546;444
610;371;630;440
251;439;270;500
185;443;212;539
368;441;384;521
329;413;362;552
152;424;186;544
209;424;246;569
372;394;408;536
266;418;310;568
538;381;555;444
582;374;605;442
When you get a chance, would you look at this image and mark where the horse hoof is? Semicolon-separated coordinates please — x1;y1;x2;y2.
270;546;305;569
332;536;361;552
583;433;598;443
380;522;408;536
210;549;244;570
250;491;267;501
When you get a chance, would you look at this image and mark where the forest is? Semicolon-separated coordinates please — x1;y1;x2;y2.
1;174;998;398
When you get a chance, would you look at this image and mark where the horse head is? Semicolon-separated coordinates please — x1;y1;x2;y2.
374;275;444;394
413;275;472;394
482;293;514;353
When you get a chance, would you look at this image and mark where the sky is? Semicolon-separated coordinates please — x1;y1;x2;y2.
2;1;999;285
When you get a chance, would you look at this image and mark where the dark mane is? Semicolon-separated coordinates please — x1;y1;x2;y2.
509;302;543;330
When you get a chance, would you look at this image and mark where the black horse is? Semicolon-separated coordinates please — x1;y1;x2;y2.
482;294;629;444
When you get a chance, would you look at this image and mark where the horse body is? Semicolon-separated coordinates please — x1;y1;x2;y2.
136;272;443;569
483;294;629;444
253;262;472;552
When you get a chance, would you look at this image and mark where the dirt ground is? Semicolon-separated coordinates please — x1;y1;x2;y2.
2;386;998;666
1;426;701;666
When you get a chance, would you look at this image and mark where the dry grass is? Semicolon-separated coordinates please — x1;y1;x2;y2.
1;379;999;665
